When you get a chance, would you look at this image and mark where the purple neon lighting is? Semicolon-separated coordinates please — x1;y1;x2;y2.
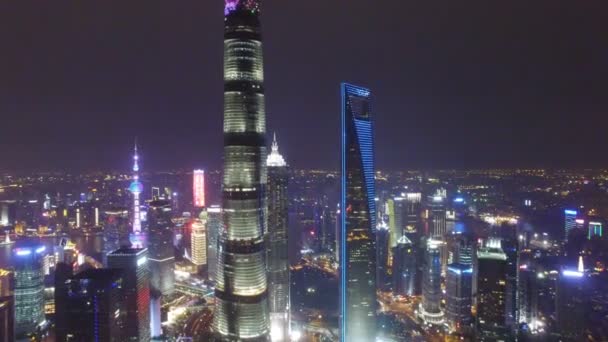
224;0;259;16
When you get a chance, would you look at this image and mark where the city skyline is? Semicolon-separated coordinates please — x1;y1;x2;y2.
0;1;607;341
1;1;606;171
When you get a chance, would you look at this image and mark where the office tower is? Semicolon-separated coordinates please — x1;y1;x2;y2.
445;263;473;331
564;209;577;242
266;133;290;341
556;259;588;340
420;239;444;325
58;269;124;341
13;244;46;337
476;240;509;340
148;200;175;296
340;83;377;342
191;213;208;271
193;169;206;208
206;205;222;282
451;233;474;266
320;204;336;254
0;269;14;342
404;193;422;232
517;263;538;329
213;0;270;340
588;220;603;239
54;262;73;341
129;143;144;247
387;197;405;248
428;189;447;238
103;208;130;265
107;248;151;342
376;223;390;291
392;235;416;297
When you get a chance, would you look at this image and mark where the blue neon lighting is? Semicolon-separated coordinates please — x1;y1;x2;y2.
454;197;464;203
340;83;347;342
564;209;577;215
339;82;375;342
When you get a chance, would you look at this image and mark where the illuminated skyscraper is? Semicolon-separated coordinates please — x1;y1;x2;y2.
192;212;208;270
103;208;130;265
428;189;447;238
0;269;14;342
148;200;175;296
206;205;222;282
392;235;416;296
58;269;124;341
564;209;577;242
476;240;509;340
556;258;588;340
107;248;151;342
129;142;144;248
266;133;289;341
13;244;46;337
445;263;473;331
340;83;377;342
193;169;206;208
420;239;444;325
213;0;270;340
376;222;391;291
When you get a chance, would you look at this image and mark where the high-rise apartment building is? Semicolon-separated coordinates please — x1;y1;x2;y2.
213;0;271;339
147;200;175;296
266;134;290;341
107;248;151;342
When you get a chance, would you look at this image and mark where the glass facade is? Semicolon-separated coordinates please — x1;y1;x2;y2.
445;263;473;331
207;206;222;282
213;1;270;340
476;246;508;340
420;240;444;325
13;245;45;337
340;83;377;342
266;136;290;341
147;200;175;296
107;248;150;342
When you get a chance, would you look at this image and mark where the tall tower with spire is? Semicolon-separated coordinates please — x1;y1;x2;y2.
266;134;289;341
129;141;144;248
213;0;270;340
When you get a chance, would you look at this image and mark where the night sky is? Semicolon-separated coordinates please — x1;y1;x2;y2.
1;1;606;171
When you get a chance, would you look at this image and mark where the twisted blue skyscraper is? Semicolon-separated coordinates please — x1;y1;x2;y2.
340;83;377;342
213;0;270;340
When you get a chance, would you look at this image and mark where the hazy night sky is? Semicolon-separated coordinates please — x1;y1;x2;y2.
0;1;606;171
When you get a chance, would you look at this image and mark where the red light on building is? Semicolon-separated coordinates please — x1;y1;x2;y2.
193;170;205;208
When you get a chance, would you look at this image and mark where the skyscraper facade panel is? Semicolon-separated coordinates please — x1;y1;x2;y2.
340;83;377;342
213;1;270;340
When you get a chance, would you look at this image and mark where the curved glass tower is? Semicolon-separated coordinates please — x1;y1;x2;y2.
340;83;377;342
213;0;270;340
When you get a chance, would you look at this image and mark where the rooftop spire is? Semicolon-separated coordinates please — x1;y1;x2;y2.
578;255;584;273
267;132;286;167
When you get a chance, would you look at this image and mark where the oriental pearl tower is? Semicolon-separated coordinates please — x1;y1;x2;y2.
129;141;144;248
